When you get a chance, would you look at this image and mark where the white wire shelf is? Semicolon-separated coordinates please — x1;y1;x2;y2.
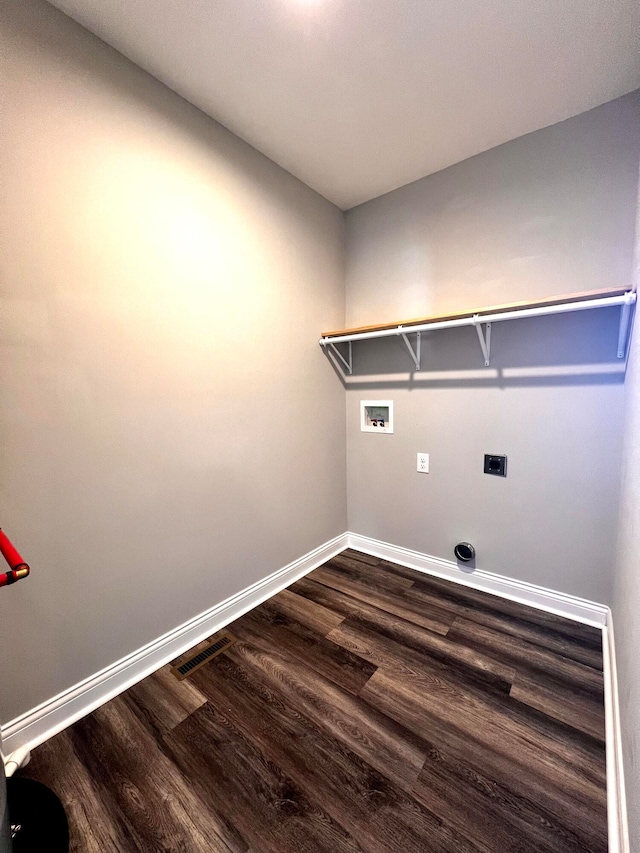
319;288;636;374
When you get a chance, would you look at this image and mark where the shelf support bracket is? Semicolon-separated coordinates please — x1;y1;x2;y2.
473;316;491;366
617;297;634;359
327;340;352;375
399;329;421;371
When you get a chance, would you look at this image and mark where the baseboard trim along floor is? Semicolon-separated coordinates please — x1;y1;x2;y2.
603;613;630;853
347;533;609;628
0;532;349;758
346;533;625;853
2;530;627;850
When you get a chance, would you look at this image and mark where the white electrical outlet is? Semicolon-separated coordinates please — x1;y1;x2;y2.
417;453;429;473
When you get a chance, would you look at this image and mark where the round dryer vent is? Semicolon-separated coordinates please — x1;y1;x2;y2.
454;542;475;563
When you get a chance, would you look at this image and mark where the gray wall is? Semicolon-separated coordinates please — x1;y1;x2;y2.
345;94;640;604
0;743;8;853
0;0;346;724
612;182;640;853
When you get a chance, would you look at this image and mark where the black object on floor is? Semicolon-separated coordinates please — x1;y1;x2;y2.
7;777;69;853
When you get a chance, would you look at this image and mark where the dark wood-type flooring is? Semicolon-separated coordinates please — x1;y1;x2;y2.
22;550;607;852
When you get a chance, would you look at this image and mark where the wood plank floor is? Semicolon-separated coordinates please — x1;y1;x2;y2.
21;550;607;852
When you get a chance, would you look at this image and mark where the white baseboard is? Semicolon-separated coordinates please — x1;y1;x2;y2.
603;613;630;853
348;533;627;848
4;528;623;851
1;532;348;758
347;532;608;627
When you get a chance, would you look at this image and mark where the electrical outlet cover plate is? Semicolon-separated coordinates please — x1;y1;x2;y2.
484;454;507;477
361;400;394;433
417;453;429;473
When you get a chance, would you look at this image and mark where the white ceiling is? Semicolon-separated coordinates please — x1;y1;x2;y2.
48;0;639;209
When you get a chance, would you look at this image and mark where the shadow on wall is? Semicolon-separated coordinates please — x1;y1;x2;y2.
324;305;629;389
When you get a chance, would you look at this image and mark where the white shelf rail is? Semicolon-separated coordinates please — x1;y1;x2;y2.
320;290;636;373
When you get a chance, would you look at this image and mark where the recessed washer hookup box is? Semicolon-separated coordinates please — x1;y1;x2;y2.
361;400;394;434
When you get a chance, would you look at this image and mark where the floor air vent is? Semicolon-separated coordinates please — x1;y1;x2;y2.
170;633;237;681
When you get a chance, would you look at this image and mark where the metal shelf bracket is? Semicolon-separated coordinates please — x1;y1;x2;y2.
617;293;635;359
399;329;421;371
473;316;492;366
327;340;352;375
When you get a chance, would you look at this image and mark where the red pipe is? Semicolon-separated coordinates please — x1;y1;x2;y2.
0;528;26;568
0;528;30;587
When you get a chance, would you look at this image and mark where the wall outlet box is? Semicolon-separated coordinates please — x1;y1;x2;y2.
417;453;429;473
484;454;507;476
361;400;393;433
